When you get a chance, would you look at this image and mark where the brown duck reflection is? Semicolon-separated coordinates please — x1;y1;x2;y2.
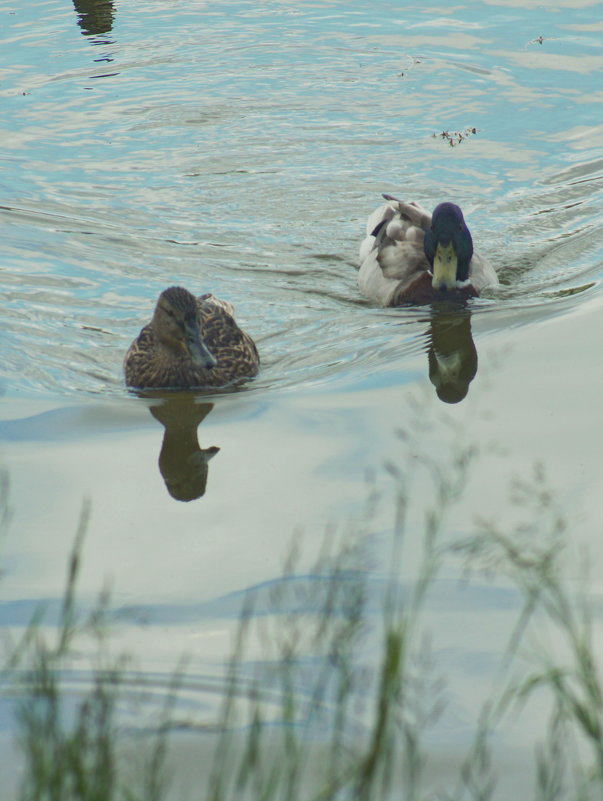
148;394;219;502
425;307;478;404
72;0;115;38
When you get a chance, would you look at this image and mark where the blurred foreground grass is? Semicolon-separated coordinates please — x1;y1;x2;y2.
1;414;603;801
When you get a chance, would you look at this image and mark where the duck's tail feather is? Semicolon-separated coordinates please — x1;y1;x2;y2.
382;195;432;231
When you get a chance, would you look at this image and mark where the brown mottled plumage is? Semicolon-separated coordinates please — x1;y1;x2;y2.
124;286;259;390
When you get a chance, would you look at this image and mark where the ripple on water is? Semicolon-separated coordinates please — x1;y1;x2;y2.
0;1;602;398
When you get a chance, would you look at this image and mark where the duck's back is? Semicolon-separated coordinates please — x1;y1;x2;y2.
358;201;431;306
196;294;259;387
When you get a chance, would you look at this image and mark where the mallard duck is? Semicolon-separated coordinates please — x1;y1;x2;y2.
358;195;498;306
124;286;259;390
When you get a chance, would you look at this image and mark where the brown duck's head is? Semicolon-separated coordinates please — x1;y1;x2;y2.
153;286;217;369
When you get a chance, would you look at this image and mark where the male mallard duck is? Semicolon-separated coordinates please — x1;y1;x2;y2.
358;195;498;306
124;286;259;390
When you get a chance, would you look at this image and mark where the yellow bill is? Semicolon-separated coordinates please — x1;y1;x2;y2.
432;241;458;291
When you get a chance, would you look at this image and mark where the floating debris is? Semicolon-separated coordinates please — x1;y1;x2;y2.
432;127;479;147
398;58;422;77
526;35;558;47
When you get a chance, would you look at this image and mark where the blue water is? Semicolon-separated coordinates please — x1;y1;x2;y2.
1;0;602;396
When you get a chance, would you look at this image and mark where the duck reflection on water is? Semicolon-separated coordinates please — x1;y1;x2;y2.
147;394;219;503
425;305;478;404
72;0;115;38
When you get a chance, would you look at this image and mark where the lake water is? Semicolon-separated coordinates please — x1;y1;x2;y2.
1;0;603;797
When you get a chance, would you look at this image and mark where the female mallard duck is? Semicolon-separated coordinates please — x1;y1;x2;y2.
124;286;259;390
358;195;498;306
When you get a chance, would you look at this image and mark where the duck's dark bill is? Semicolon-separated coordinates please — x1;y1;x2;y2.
185;323;218;369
